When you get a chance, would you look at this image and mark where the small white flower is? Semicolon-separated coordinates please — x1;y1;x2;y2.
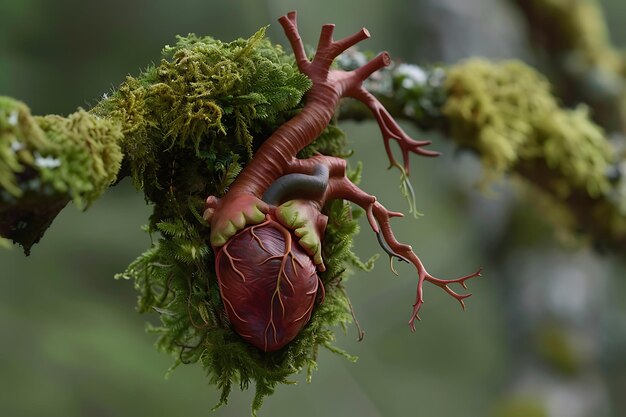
8;111;18;126
397;64;427;89
34;154;62;168
10;140;24;152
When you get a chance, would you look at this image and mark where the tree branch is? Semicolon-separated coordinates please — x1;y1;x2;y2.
0;96;123;254
511;0;626;134
336;51;626;252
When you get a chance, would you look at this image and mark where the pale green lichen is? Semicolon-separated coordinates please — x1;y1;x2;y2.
379;58;625;247
443;59;613;198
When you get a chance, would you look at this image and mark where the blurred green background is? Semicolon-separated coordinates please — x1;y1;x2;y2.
1;0;625;416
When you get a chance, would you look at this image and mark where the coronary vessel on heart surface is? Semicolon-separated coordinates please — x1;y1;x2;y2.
205;11;482;353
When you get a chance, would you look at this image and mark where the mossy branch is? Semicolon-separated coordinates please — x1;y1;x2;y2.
511;0;626;133
0;97;123;253
337;52;626;251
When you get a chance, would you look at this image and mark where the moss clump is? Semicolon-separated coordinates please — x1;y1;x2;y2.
92;26;311;193
34;111;123;208
111;28;368;415
443;59;614;198
0;97;123;207
115;133;361;415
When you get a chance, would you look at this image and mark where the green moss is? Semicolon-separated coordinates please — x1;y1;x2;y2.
444;59;613;198
115;129;363;415
0;96;52;196
0;97;123;208
34;111;123;208
92;27;311;192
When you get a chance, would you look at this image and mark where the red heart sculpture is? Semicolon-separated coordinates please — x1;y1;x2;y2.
215;212;322;352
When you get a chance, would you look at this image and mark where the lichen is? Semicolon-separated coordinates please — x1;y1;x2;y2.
443;59;614;198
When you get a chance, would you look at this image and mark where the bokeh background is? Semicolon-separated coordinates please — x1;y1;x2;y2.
1;0;626;416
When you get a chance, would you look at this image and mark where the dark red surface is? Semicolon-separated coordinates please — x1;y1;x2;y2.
215;212;321;352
